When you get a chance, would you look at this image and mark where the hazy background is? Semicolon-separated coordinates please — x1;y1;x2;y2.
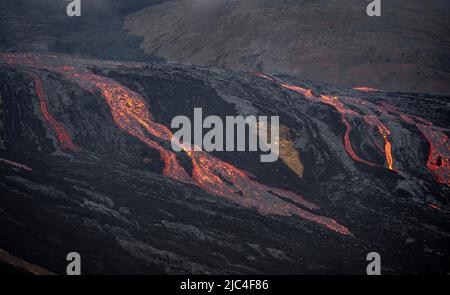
1;0;449;93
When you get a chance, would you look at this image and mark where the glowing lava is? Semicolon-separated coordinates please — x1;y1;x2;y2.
0;53;351;235
33;75;80;152
0;158;32;171
256;74;398;169
258;74;449;184
186;150;350;235
70;71;191;183
399;114;449;185
281;82;380;168
353;87;379;92
280;84;317;101
363;115;394;170
256;74;386;168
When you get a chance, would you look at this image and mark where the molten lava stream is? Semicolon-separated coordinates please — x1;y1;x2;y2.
280;84;318;101
0;158;32;171
382;103;449;185
353;87;379;92
33;75;79;152
408;119;449;185
257;74;382;168
74;69;349;234
84;76;191;183
187;150;351;235
254;73;275;82
340;115;379;168
63;70;191;183
89;73;350;234
1;53;352;235
363;115;394;170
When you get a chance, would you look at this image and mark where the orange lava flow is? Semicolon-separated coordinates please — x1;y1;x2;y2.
364;115;394;170
71;72;191;183
83;73;350;234
353;87;379;92
400;114;449;185
258;75;398;171
0;158;32;171
385;141;394;170
257;74;399;169
0;53;354;234
0;54;16;65
253;72;450;185
87;73;350;234
33;75;80;152
340;115;379;168
254;73;275;82
186;150;351;235
380;100;449;185
428;203;441;210
275;78;380;168
281;84;317;100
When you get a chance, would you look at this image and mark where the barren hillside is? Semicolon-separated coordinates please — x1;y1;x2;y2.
125;0;450;94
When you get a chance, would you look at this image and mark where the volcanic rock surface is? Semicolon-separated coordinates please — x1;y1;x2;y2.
0;52;448;274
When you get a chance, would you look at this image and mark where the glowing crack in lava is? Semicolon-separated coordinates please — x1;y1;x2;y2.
320;94;380;168
0;53;350;235
257;74;385;167
378;102;449;184
400;114;450;185
76;74;350;234
33;75;80;152
353;87;379;92
277;84;317;101
257;73;450;184
363;115;394;170
186;150;349;234
397;112;449;185
56;70;190;183
417;125;449;185
256;73;395;169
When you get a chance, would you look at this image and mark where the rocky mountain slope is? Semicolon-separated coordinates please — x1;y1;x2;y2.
0;53;448;274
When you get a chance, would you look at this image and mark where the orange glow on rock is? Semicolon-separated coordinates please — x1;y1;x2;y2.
0;53;351;234
254;72;275;82
260;74;399;171
383;103;449;185
340;115;379;168
33;75;80;152
406;117;449;185
274;77;379;168
186;150;350;235
260;73;449;185
428;203;441;210
73;73;191;183
364;115;394;170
